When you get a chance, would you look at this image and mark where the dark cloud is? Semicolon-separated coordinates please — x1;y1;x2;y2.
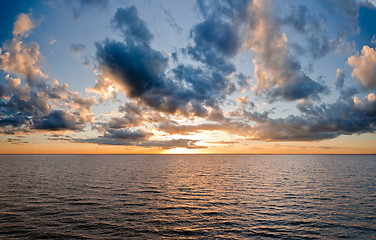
103;128;152;141
252;90;376;141
0;77;94;133
112;6;153;44
74;136;132;146
0;114;30;127
93;5;235;117
172;64;235;100
34;110;86;131
95;39;168;98
268;74;328;101
187;16;239;74
187;0;252;75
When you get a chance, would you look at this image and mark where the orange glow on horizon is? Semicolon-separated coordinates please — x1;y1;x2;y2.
164;147;205;154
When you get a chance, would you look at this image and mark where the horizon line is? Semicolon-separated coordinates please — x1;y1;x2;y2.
1;153;375;155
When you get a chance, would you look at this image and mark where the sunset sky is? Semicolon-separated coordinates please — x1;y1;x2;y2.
0;0;376;154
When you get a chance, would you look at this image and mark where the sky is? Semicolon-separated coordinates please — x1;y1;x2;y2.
0;0;376;154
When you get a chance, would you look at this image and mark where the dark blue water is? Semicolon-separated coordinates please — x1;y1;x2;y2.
0;155;375;239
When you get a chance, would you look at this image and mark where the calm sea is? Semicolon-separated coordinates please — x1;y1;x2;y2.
0;155;375;239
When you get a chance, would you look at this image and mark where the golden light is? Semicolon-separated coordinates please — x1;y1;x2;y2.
164;147;197;154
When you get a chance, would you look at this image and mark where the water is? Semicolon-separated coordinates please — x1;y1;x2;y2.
0;155;375;239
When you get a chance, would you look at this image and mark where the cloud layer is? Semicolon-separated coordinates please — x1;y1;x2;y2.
0;14;94;135
1;1;375;152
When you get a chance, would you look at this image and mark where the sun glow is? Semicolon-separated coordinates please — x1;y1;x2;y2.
165;147;198;154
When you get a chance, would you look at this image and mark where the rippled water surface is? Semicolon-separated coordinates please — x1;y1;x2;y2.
0;155;375;239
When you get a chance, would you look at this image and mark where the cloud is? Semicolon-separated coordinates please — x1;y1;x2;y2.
75;137;205;149
336;68;345;89
1;137;28;144
13;13;34;37
347;45;376;89
243;0;328;101
0;14;45;85
34;110;86;131
0;14;95;134
73;127;205;149
61;1;376;148
152;84;376;143
95;39;168;98
193;0;327;101
250;89;376;141
187;0;256;75
70;43;86;57
111;6;153;44
236;73;251;91
187;15;239;74
65;0;109;21
103;128;152;141
92;5;234;117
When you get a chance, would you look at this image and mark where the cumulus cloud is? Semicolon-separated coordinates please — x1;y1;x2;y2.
187;16;239;74
0;14;45;85
191;0;327;101
243;0;327;101
34;110;86;131
0;76;94;133
6;1;371;150
0;14;95;134
347;45;376;89
247;88;376;141
91;5;234;118
13;13;34;37
111;6;153;44
151;84;376;143
95;39;168;98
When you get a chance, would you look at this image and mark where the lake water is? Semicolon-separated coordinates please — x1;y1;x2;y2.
0;154;375;239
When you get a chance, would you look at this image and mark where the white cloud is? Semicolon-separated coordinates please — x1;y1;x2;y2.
347;45;376;88
13;13;34;37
